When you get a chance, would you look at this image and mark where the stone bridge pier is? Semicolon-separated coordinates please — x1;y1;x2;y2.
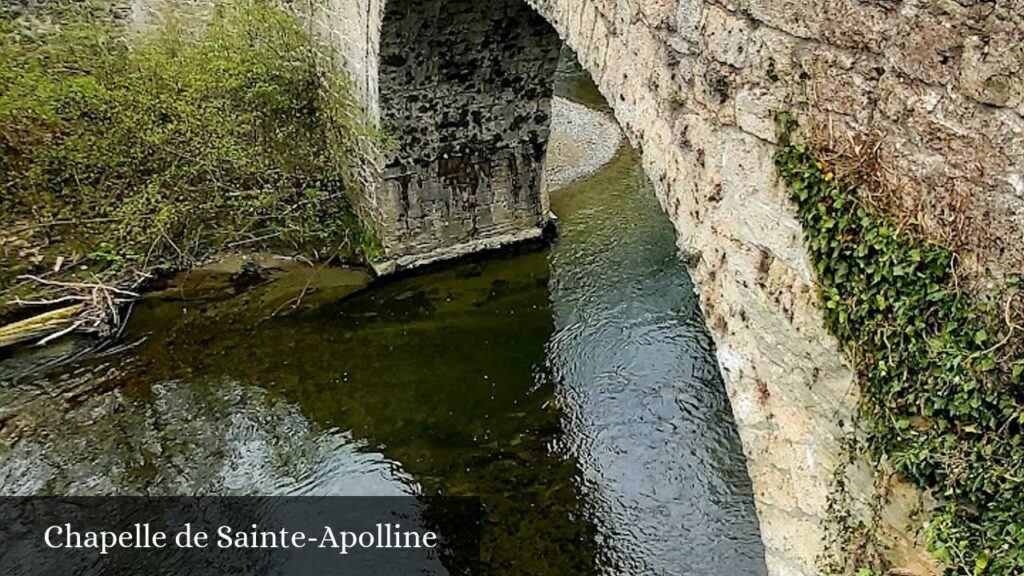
369;0;562;269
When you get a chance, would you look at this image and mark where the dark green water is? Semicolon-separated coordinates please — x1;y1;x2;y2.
0;60;765;575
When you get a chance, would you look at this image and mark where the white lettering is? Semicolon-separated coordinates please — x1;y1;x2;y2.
43;525;63;549
318;526;338;549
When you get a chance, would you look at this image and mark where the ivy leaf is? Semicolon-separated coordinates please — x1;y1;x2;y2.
975;554;990;575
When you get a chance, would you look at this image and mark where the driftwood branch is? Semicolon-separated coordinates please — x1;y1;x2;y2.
15;275;140;298
1;273;147;349
0;305;85;349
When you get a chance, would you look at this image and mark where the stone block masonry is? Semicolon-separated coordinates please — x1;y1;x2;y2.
373;0;562;267
524;1;1021;575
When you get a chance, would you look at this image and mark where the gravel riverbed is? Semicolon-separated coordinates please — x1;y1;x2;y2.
545;97;623;190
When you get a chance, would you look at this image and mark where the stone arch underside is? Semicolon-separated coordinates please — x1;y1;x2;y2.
371;0;562;268
329;0;1023;575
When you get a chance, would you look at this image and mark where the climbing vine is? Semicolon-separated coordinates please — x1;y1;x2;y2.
774;112;1023;575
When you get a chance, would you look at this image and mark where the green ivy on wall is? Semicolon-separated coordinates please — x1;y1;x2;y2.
774;112;1023;575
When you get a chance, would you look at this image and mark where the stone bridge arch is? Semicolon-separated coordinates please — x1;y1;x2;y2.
338;1;1022;574
323;1;1023;575
373;0;562;266
379;4;836;574
356;1;850;573
131;1;1024;574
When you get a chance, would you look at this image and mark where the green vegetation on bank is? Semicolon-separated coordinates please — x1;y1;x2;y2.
775;113;1023;575
0;0;379;315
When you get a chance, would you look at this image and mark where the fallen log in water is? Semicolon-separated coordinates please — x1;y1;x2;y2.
0;274;143;350
0;304;85;349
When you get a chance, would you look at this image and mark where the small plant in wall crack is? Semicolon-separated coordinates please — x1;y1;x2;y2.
819;432;888;576
774;111;1023;575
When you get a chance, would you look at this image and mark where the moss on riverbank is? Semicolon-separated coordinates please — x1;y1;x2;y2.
0;0;379;332
775;113;1023;575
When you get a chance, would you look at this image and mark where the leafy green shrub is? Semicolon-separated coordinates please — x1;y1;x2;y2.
0;0;377;282
775;113;1023;574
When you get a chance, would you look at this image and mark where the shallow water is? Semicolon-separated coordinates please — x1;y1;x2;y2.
547;148;765;575
0;58;765;575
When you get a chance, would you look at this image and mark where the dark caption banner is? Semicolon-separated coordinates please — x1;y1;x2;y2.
0;497;481;576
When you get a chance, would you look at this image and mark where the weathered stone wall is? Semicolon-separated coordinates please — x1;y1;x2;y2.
519;1;1022;575
293;0;382;121
374;0;561;266
288;0;562;268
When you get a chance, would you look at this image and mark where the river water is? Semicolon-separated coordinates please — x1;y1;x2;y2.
0;60;766;575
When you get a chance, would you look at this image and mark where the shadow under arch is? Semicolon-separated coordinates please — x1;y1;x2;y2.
375;0;562;261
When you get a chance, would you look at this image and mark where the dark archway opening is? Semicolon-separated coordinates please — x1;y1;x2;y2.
377;0;562;261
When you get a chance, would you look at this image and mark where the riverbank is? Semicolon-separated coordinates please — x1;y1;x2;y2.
118;93;625;309
1;86;624;350
0;1;376;342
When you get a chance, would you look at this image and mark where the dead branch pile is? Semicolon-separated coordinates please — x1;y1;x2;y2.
0;274;144;348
